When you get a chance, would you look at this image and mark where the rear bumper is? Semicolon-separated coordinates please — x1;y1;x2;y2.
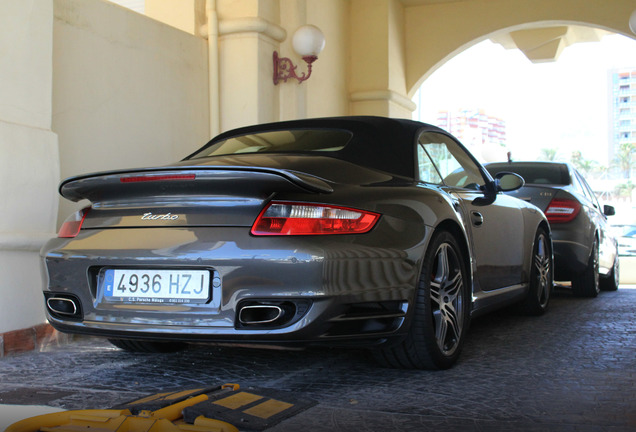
41;227;422;346
45;297;409;348
552;238;589;278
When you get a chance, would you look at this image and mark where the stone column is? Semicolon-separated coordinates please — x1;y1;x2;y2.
349;0;415;118
0;0;60;332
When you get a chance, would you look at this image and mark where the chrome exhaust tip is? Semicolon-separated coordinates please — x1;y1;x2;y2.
238;305;284;325
236;299;311;329
47;297;78;316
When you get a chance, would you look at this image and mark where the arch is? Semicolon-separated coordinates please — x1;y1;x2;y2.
404;0;636;97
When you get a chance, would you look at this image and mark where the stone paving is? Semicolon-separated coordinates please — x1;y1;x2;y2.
0;287;634;431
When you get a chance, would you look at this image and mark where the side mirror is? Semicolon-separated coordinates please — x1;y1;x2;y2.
603;205;615;216
495;172;525;192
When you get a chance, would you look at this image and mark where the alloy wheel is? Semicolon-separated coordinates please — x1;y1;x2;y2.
592;240;600;294
429;242;465;356
534;232;551;308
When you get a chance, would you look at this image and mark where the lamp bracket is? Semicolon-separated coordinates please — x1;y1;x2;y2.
273;51;317;85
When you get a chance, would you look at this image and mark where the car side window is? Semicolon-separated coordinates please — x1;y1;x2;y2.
570;171;588;196
571;171;590;200
417;143;444;184
417;132;486;189
576;171;601;209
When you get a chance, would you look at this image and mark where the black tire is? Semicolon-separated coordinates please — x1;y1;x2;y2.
375;230;470;370
108;338;188;353
600;256;620;292
572;238;600;298
520;227;553;315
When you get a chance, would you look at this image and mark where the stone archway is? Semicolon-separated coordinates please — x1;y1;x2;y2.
403;0;636;97
348;0;636;119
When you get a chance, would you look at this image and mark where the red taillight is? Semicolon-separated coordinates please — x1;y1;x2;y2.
58;208;90;238
251;202;380;236
545;198;581;223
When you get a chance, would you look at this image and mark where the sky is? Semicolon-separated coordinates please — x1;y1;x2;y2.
413;33;636;165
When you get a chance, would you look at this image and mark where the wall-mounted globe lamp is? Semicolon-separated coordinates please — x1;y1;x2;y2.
273;25;325;85
630;9;636;34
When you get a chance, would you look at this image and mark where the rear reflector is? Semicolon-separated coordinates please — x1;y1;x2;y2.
58;207;90;238
545;198;581;223
120;174;196;183
251;202;380;235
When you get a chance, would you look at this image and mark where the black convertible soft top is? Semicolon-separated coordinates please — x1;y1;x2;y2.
186;116;448;179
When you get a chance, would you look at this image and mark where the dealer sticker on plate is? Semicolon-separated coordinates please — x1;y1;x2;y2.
102;269;211;303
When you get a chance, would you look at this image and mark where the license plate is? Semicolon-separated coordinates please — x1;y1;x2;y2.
102;269;211;303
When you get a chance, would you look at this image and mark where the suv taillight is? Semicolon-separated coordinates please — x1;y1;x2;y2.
58;207;90;238
251;202;380;236
545;198;581;223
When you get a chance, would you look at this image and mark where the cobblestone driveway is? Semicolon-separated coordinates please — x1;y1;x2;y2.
1;288;635;431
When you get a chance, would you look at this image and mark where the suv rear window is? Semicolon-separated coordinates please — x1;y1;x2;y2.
188;129;352;159
486;163;569;185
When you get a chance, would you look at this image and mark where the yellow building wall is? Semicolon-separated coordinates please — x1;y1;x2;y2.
145;0;206;35
145;0;636;122
53;0;210;225
0;0;59;332
147;0;354;128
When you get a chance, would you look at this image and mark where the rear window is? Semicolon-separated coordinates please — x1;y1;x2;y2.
486;163;569;185
188;129;352;159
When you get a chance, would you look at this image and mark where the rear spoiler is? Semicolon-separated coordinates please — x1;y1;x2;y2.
60;166;333;203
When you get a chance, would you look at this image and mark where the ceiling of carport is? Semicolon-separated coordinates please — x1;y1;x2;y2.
400;0;613;63
490;25;610;63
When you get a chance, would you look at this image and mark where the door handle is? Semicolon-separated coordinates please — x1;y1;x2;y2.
471;211;484;226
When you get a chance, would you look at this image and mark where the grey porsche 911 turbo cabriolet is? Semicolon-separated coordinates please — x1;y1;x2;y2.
41;116;553;370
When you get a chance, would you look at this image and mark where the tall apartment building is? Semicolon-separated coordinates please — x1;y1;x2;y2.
609;68;636;167
435;109;506;147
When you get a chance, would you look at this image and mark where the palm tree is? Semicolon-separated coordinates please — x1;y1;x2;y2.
539;148;558;161
571;151;597;177
614;142;635;179
615;181;634;202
